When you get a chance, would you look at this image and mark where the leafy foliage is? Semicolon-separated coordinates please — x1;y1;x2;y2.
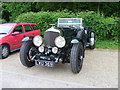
15;11;119;41
2;2;33;21
0;19;6;23
2;2;119;22
76;11;119;40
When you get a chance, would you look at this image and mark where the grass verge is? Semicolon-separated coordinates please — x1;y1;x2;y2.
96;40;118;49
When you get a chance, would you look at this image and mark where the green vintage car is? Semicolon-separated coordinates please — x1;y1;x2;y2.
20;18;95;73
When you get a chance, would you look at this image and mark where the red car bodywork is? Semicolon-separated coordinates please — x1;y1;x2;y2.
0;23;41;52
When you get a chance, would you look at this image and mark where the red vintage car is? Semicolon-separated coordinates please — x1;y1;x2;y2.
0;23;41;59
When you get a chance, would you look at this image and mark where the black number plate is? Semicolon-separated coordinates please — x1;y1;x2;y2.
35;60;54;67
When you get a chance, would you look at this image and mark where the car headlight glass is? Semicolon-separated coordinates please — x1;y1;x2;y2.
52;47;58;54
55;36;66;48
33;35;43;47
38;46;44;53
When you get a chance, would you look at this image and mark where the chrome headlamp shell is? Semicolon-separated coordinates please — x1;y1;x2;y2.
55;36;66;48
33;35;43;47
38;46;44;53
52;47;58;54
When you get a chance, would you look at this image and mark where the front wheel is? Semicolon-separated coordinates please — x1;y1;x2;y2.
20;41;37;67
0;44;10;59
70;42;84;74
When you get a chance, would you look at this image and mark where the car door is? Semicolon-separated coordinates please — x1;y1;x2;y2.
10;25;26;49
31;25;41;36
23;25;36;37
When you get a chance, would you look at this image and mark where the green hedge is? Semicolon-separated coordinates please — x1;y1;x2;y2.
0;19;7;23
76;11;119;40
15;11;119;41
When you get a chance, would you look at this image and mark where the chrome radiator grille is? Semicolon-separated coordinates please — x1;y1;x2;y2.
44;31;59;47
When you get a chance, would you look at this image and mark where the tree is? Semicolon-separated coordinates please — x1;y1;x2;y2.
2;2;32;21
2;2;119;22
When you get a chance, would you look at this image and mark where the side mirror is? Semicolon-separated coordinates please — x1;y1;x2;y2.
12;32;20;36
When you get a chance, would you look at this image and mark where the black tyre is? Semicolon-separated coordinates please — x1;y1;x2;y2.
20;41;37;67
0;44;10;59
70;42;84;74
90;32;95;49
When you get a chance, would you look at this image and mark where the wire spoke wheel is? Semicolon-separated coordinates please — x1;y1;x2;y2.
27;46;37;61
70;42;84;73
20;41;36;67
77;46;83;71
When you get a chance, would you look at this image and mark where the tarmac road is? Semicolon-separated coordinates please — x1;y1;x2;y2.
0;49;118;88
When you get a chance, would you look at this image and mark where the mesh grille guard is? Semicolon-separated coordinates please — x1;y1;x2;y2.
44;31;59;47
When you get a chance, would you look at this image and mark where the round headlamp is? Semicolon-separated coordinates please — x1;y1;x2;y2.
33;35;43;47
55;36;66;48
38;46;44;53
52;47;58;54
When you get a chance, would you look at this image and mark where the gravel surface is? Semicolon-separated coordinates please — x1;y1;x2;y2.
0;49;118;88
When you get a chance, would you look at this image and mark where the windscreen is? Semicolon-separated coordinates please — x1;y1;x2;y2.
0;25;14;34
58;18;82;28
